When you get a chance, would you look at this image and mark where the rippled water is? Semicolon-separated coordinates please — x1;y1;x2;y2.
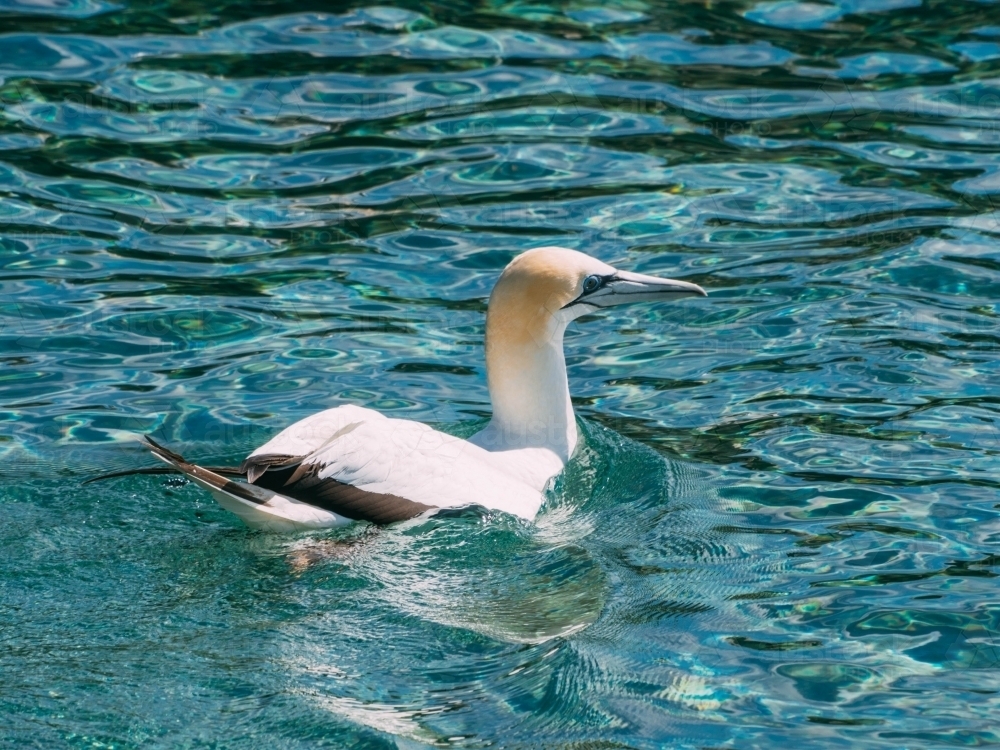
3;0;1000;746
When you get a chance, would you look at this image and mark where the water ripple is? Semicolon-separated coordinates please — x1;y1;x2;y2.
3;0;1000;746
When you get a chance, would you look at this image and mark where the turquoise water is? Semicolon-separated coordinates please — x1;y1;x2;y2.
2;0;1000;745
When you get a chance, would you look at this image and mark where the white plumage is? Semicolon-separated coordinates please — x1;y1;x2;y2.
131;247;706;530
251;407;546;518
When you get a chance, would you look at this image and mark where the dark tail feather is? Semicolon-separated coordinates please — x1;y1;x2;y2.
138;434;278;507
142;434;187;464
83;435;245;484
83;465;245;485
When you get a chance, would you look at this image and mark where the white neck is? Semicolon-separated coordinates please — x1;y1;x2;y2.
470;311;577;461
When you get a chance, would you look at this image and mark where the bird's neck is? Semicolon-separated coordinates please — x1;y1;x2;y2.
473;309;577;460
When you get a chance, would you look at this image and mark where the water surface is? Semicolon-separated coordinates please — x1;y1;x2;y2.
2;0;1000;746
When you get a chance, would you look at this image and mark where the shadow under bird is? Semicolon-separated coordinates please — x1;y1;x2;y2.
90;247;707;531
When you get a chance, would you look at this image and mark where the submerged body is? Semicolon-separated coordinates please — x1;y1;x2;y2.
138;247;706;530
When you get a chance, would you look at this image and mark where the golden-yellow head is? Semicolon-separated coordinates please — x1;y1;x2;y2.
486;246;706;349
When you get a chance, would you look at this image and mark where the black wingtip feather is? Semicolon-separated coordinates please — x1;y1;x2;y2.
142;434;187;463
82;434;247;485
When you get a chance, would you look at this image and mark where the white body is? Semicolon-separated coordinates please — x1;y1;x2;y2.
235;405;563;527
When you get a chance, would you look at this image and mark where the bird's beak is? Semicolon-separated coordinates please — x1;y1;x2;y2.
585;269;707;308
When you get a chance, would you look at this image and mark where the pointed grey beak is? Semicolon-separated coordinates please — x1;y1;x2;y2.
584;269;707;308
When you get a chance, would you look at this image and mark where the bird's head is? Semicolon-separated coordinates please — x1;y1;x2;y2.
486;246;706;347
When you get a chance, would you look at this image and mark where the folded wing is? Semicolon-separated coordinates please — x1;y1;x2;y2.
242;406;544;523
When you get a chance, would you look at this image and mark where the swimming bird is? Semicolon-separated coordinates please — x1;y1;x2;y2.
98;247;706;531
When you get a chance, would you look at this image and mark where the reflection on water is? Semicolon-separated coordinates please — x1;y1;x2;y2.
2;0;1000;745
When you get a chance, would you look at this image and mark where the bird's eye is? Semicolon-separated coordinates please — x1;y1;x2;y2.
583;275;601;293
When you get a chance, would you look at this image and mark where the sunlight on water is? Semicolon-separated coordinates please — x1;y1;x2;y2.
2;0;1000;746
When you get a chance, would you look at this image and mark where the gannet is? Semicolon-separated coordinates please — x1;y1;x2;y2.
106;247;706;531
